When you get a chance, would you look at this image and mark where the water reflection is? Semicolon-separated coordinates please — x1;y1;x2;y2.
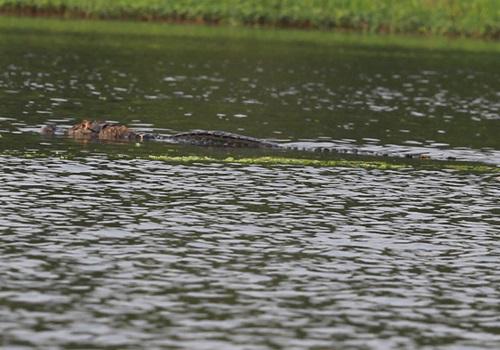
0;26;499;349
0;156;498;349
0;30;499;159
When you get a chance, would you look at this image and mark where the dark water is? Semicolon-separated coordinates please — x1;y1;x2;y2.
0;21;499;349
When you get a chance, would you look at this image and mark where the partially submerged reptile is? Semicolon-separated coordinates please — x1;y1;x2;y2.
41;120;279;148
41;120;436;159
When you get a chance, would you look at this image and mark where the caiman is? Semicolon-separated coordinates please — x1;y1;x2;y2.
41;120;436;159
41;120;280;148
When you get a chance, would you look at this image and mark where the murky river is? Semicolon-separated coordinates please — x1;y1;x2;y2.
0;19;499;349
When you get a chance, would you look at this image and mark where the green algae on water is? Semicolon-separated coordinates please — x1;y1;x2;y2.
148;154;500;173
0;149;498;173
149;155;408;170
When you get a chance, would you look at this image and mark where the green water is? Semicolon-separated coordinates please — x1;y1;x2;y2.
1;18;499;162
0;18;499;350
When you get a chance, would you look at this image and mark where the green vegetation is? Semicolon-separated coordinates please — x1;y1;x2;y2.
3;149;499;173
0;0;498;38
149;155;410;170
148;155;500;173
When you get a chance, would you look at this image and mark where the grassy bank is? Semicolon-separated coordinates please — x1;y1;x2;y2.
0;0;498;38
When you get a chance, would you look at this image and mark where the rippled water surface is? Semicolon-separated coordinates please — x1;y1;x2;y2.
0;19;499;349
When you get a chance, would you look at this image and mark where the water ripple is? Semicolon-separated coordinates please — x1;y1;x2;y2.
0;156;498;349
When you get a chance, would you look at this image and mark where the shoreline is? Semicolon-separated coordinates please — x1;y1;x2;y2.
0;2;498;40
1;15;499;54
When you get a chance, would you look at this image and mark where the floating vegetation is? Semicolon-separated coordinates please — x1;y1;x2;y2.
149;155;408;170
148;154;500;173
0;149;498;173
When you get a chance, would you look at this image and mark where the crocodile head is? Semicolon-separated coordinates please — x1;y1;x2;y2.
67;119;101;138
